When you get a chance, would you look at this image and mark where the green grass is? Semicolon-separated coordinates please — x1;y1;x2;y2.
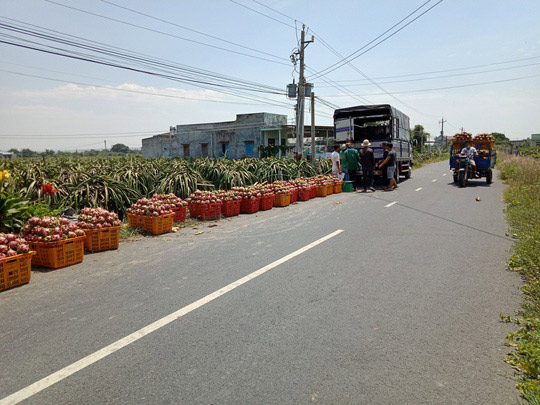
498;153;540;401
412;149;448;170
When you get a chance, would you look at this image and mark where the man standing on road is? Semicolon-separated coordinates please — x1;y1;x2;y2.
331;144;342;177
340;144;348;180
378;143;398;191
359;139;376;192
343;143;361;191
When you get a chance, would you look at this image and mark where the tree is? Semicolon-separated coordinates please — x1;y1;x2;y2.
412;125;430;151
110;143;130;153
490;132;512;147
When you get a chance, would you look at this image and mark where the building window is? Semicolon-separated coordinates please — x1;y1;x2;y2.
183;144;190;157
245;141;254;157
268;138;276;146
201;143;208;157
221;142;229;156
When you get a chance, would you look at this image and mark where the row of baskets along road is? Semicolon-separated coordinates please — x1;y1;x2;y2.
0;175;344;293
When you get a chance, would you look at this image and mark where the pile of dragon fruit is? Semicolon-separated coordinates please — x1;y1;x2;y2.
151;193;188;208
77;208;122;229
230;186;263;200
126;197;174;217
0;233;30;258
186;190;223;205
21;217;85;243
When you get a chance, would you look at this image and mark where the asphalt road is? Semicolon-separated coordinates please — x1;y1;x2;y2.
0;160;523;404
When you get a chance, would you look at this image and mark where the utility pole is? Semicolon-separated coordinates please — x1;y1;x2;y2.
439;117;447;150
311;92;316;164
104;140;107;151
294;24;313;158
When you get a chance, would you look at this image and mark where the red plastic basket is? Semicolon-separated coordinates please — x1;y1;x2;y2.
0;252;34;292
30;236;85;269
259;195;274;211
290;189;298;203
298;188;310;201
188;203;201;218
84;226;120;252
172;206;187;222
199;203;222;220
222;200;241;217
309;187;317;199
240;198;260;214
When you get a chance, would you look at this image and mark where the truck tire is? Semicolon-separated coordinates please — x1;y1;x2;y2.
394;165;400;184
486;169;493;184
404;163;411;179
458;171;466;188
453;172;458;183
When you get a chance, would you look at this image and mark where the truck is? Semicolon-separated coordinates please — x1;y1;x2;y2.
333;104;413;181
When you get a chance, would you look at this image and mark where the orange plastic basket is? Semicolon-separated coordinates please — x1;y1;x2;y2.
141;213;174;234
84;226;120;253
127;213;144;228
316;185;328;197
333;183;342;193
326;184;334;195
30;236;85;269
273;193;291;207
0;252;34;292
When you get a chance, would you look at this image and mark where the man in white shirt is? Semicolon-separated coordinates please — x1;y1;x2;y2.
331;144;342;177
461;141;479;173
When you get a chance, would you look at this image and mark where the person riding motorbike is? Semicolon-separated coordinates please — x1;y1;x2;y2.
460;141;479;178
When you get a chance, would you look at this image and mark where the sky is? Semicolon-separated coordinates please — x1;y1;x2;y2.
0;0;539;152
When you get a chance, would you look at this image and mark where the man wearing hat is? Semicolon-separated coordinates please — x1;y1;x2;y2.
359;139;376;192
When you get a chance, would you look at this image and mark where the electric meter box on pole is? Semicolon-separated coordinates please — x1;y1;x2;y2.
287;83;297;99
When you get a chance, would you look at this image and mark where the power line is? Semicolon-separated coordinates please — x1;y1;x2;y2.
99;0;290;63
313;62;540;87
308;0;444;80
321;73;540;97
0;69;284;106
228;0;296;29
43;0;290;66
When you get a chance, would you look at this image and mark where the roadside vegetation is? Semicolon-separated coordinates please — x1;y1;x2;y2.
412;149;447;169
498;148;540;402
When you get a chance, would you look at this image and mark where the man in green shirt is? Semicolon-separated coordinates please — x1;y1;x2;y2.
343;143;362;191
378;143;398;191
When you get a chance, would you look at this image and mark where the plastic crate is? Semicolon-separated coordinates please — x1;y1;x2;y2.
141;213;174;234
240;198;260;214
199;203;222;220
290;189;298;203
316;186;328;197
222;200;241;217
0;252;34;292
30;236;85;269
333;183;342;193
84;226;120;253
273;193;291;207
188;204;201;219
309;187;317;199
298;188;310;201
326;185;334;195
259;195;274;211
172;206;187;222
127;213;144;228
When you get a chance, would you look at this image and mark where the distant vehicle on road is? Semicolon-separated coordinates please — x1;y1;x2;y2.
450;138;496;187
333;104;413;182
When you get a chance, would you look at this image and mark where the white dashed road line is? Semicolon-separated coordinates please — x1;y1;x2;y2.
432;179;437;182
385;201;398;208
0;229;344;405
415;187;422;192
443;173;447;176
